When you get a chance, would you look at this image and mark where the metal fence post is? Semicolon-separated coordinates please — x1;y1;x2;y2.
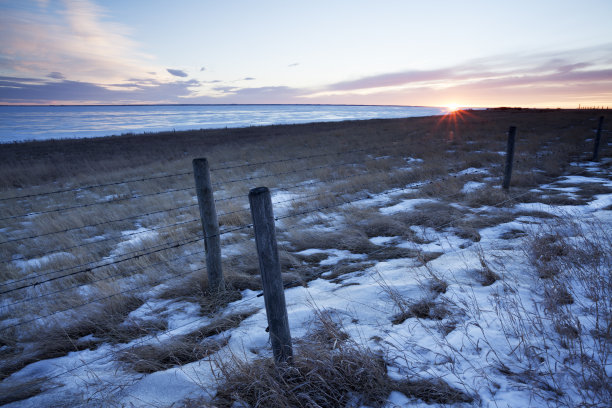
249;186;293;363
593;116;604;161
192;158;224;292
502;126;517;190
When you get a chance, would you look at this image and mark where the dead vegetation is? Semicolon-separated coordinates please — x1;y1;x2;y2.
0;109;609;405
120;310;258;373
492;217;612;406
213;309;472;407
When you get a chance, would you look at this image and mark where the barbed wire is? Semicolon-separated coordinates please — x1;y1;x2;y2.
0;203;199;246
1;232;205;288
0;190;319;264
2;233;259;311
0;236;205;294
0;186;198;222
0;121;605;402
272;165;595;291
0;151;409;222
0;136;419;204
212;164;417;205
207;136;419;172
0;156;418;253
0;138;413;210
0;164;397;247
1;218;201;264
0;158;603;404
20;288;265;386
2;248;206;309
0;171;193;203
2;160;595;297
0;267;204;332
2;157;581;293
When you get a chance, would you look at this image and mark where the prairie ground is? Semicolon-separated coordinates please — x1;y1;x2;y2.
0;109;610;407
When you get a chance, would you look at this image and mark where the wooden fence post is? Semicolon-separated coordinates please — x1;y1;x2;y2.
592;116;604;161
249;186;293;363
502;126;517;190
192;158;224;292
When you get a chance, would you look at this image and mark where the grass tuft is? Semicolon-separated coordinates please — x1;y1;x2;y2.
214;309;471;407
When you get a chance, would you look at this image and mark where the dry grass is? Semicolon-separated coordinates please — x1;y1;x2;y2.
213;308;472;407
0;293;157;380
0;377;49;406
120;310;258;373
0;109;609;404
493;218;611;406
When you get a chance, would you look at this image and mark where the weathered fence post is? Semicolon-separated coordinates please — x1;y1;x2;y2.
249;187;293;363
592;116;604;161
192;158;224;292
502;126;517;190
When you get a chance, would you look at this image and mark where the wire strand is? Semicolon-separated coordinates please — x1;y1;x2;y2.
0;236;204;294
0;171;193;202
0;203;199;246
1;218;201;264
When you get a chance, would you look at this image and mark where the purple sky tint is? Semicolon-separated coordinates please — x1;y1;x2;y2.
1;0;611;107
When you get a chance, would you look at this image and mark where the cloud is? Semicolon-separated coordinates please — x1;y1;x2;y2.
0;0;158;84
47;72;65;80
288;63;300;67
167;69;188;78
0;77;200;104
327;69;453;91
0;72;305;104
2;43;610;107
0;75;45;84
322;44;612;94
310;44;612;107
205;85;304;103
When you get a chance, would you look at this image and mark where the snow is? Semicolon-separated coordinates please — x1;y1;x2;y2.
3;157;611;408
370;236;398;246
558;175;612;186
120;368;208;406
108;227;159;258
379;198;437;214
461;181;486;193
454;167;489;176
294;248;367;266
12;251;75;272
404;157;424;164
588;193;612;209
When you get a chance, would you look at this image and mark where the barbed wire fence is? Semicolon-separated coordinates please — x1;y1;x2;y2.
0;117;608;392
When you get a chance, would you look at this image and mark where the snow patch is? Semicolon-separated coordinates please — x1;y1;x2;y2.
380;198;437;215
369;236;398;246
461;181;486;193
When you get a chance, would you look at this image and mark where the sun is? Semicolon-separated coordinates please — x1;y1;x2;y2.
446;103;460;112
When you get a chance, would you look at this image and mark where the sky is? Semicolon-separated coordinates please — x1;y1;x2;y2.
1;0;611;107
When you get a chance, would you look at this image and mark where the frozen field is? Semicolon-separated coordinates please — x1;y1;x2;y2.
0;110;610;407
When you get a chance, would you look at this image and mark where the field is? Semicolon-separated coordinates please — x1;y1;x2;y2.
0;109;610;407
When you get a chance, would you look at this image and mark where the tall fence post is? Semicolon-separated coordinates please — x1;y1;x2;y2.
502;126;517;190
192;158;224;292
249;186;293;363
592;116;604;161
